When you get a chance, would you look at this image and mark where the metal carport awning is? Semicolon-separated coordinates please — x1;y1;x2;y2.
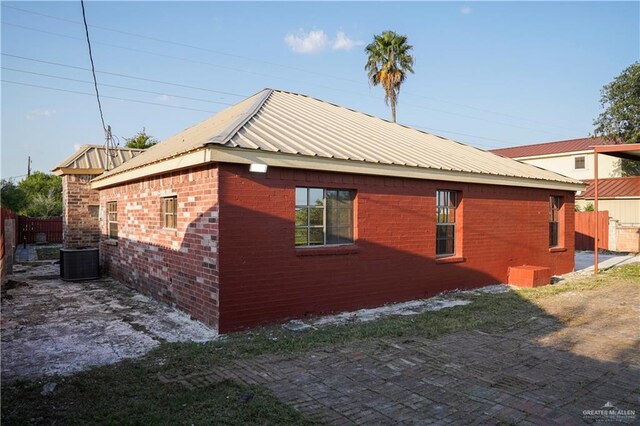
593;143;640;274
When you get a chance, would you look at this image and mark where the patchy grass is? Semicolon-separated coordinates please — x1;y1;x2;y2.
517;262;640;301
35;247;60;261
153;290;543;378
2;375;312;426
2;263;638;425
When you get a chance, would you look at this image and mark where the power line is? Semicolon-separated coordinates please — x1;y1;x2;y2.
2;53;248;98
1;56;560;150
4;174;28;181
3;78;513;149
1;10;574;134
2;79;219;113
79;0;106;132
3;21;372;101
1;4;358;84
2;42;563;139
408;124;513;147
2;67;235;106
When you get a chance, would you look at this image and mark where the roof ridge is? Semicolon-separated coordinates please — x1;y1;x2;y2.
52;145;93;170
582;176;640;181
89;89;585;190
52;143;144;171
206;88;273;145
81;144;146;151
271;88;430;130
269;90;506;163
491;136;604;152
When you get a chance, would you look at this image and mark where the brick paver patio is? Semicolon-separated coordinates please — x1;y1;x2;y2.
160;281;640;425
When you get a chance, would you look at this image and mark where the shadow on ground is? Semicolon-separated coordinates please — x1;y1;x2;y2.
4;266;637;425
149;272;640;425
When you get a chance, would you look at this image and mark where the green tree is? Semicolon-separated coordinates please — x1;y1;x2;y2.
124;127;158;149
365;31;415;123
18;172;62;217
0;179;27;213
593;62;640;176
24;189;61;218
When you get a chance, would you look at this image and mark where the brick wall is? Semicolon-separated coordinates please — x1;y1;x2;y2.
63;174;101;248
99;164;220;328
218;164;575;332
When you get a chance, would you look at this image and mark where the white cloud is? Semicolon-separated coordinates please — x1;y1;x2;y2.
461;6;472;15
285;30;329;54
156;94;174;104
25;109;56;120
285;29;363;54
332;31;364;51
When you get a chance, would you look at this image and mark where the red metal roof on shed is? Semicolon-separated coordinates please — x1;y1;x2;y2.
491;137;612;158
578;177;640;199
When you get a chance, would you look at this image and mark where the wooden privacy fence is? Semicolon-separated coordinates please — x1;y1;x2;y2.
18;216;63;244
1;208;18;261
575;211;609;251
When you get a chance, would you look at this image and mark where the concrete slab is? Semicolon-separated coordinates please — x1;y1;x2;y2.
574;251;639;273
1;262;218;383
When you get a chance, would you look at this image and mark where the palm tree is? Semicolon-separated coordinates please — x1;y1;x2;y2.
365;31;415;123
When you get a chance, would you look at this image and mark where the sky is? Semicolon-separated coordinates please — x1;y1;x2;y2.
1;1;638;180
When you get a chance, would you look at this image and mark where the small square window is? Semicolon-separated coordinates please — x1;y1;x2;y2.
575;156;585;170
88;205;100;219
162;196;177;229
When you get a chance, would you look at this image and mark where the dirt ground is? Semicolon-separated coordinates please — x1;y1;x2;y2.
535;279;640;365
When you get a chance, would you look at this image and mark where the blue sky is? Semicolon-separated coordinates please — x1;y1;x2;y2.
1;1;638;180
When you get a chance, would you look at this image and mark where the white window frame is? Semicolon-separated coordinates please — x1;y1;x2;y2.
107;201;118;239
436;190;458;257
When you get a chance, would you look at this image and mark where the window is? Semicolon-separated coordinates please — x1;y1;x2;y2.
107;201;118;239
549;196;562;247
88;205;100;219
162;196;178;229
436;190;458;257
575;156;586;170
295;187;354;247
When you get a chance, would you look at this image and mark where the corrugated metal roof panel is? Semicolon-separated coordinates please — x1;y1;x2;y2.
52;144;145;171
96;90;268;178
95;89;582;186
491;137;614;158
578;177;640;199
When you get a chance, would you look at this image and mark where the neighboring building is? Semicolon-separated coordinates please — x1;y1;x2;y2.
492;138;640;227
576;176;640;253
52;145;144;248
90;89;583;333
576;177;640;225
491;137;618;180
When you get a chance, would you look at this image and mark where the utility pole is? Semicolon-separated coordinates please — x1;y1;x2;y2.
105;125;112;171
27;156;31;177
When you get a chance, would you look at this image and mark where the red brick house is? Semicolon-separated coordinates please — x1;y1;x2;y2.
52;145;144;248
91;89;584;333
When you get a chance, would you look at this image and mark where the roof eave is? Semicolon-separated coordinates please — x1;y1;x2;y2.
91;145;586;192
